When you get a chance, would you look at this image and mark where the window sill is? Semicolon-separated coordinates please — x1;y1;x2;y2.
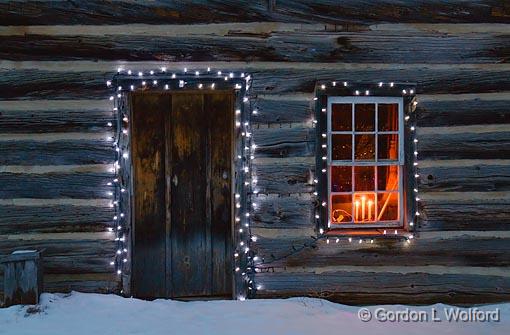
324;228;411;239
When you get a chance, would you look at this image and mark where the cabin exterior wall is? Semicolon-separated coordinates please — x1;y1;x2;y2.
0;1;509;305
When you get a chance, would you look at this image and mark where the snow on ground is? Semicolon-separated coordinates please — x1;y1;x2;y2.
0;292;508;335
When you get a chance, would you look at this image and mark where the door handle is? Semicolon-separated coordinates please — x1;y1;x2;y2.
172;175;178;186
222;171;228;180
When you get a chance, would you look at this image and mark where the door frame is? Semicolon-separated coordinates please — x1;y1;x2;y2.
109;69;255;300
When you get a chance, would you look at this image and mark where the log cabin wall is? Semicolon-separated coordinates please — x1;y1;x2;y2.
0;1;509;305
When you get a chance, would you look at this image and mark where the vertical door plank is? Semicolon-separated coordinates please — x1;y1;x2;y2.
206;92;234;296
170;93;210;297
131;92;169;298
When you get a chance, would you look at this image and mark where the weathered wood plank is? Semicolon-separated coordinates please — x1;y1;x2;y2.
419;202;510;231
418;129;510;160
131;92;168;298
255;271;510;305
0;173;114;199
0;238;115;274
254;157;314;194
252;194;313;229
417;99;510;127
0;27;508;63
419;163;510;192
0;140;115;165
0;108;114;133
254;234;510;269
1;65;510;99
1;1;508;25
253;123;314;158
0;204;114;234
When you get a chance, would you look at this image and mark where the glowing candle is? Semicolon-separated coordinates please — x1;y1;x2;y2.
355;200;360;222
361;196;366;221
368;200;373;221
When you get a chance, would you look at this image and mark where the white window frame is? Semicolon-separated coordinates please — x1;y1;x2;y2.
327;96;404;228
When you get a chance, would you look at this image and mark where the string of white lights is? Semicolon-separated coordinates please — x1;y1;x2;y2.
107;68;258;299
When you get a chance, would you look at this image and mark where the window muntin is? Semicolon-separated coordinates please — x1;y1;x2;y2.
327;97;404;228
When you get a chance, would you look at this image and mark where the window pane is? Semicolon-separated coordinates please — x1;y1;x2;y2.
355;134;375;160
353;193;376;222
332;104;352;131
377;166;399;191
355;104;375;131
354;166;375;191
332;134;352;160
331;166;352;192
331;195;352;223
377;134;399;160
377;192;399;221
378;104;399;131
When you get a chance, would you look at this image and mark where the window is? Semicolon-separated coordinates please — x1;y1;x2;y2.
327;97;404;228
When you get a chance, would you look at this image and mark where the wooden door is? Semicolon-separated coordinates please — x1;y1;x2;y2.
131;91;233;299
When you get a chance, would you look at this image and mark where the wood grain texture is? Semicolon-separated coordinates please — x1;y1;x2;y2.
170;93;211;297
0;27;508;63
254;235;510;269
131;92;168;299
419;163;510;192
1;66;510;100
0;140;115;165
253;123;314;158
417;99;510;127
255;271;510;305
0;173;114;199
0;204;114;234
0;108;113;133
254;157;313;194
0;237;115;274
1;1;508;25
418;130;510;159
206;93;233;297
252;194;314;229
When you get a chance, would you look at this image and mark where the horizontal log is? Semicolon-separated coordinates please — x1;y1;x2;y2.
417;99;510;127
0;108;114;133
419;162;510;192
252;194;314;229
0;204;114;234
0;140;116;165
1;65;510;99
1;1;507;25
254;234;510;269
0;26;508;63
419;202;510;231
0;173;114;199
418;130;510;160
255;271;510;305
254;157;314;194
43;275;118;294
253;123;314;158
256;96;312;123
0;237;116;274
